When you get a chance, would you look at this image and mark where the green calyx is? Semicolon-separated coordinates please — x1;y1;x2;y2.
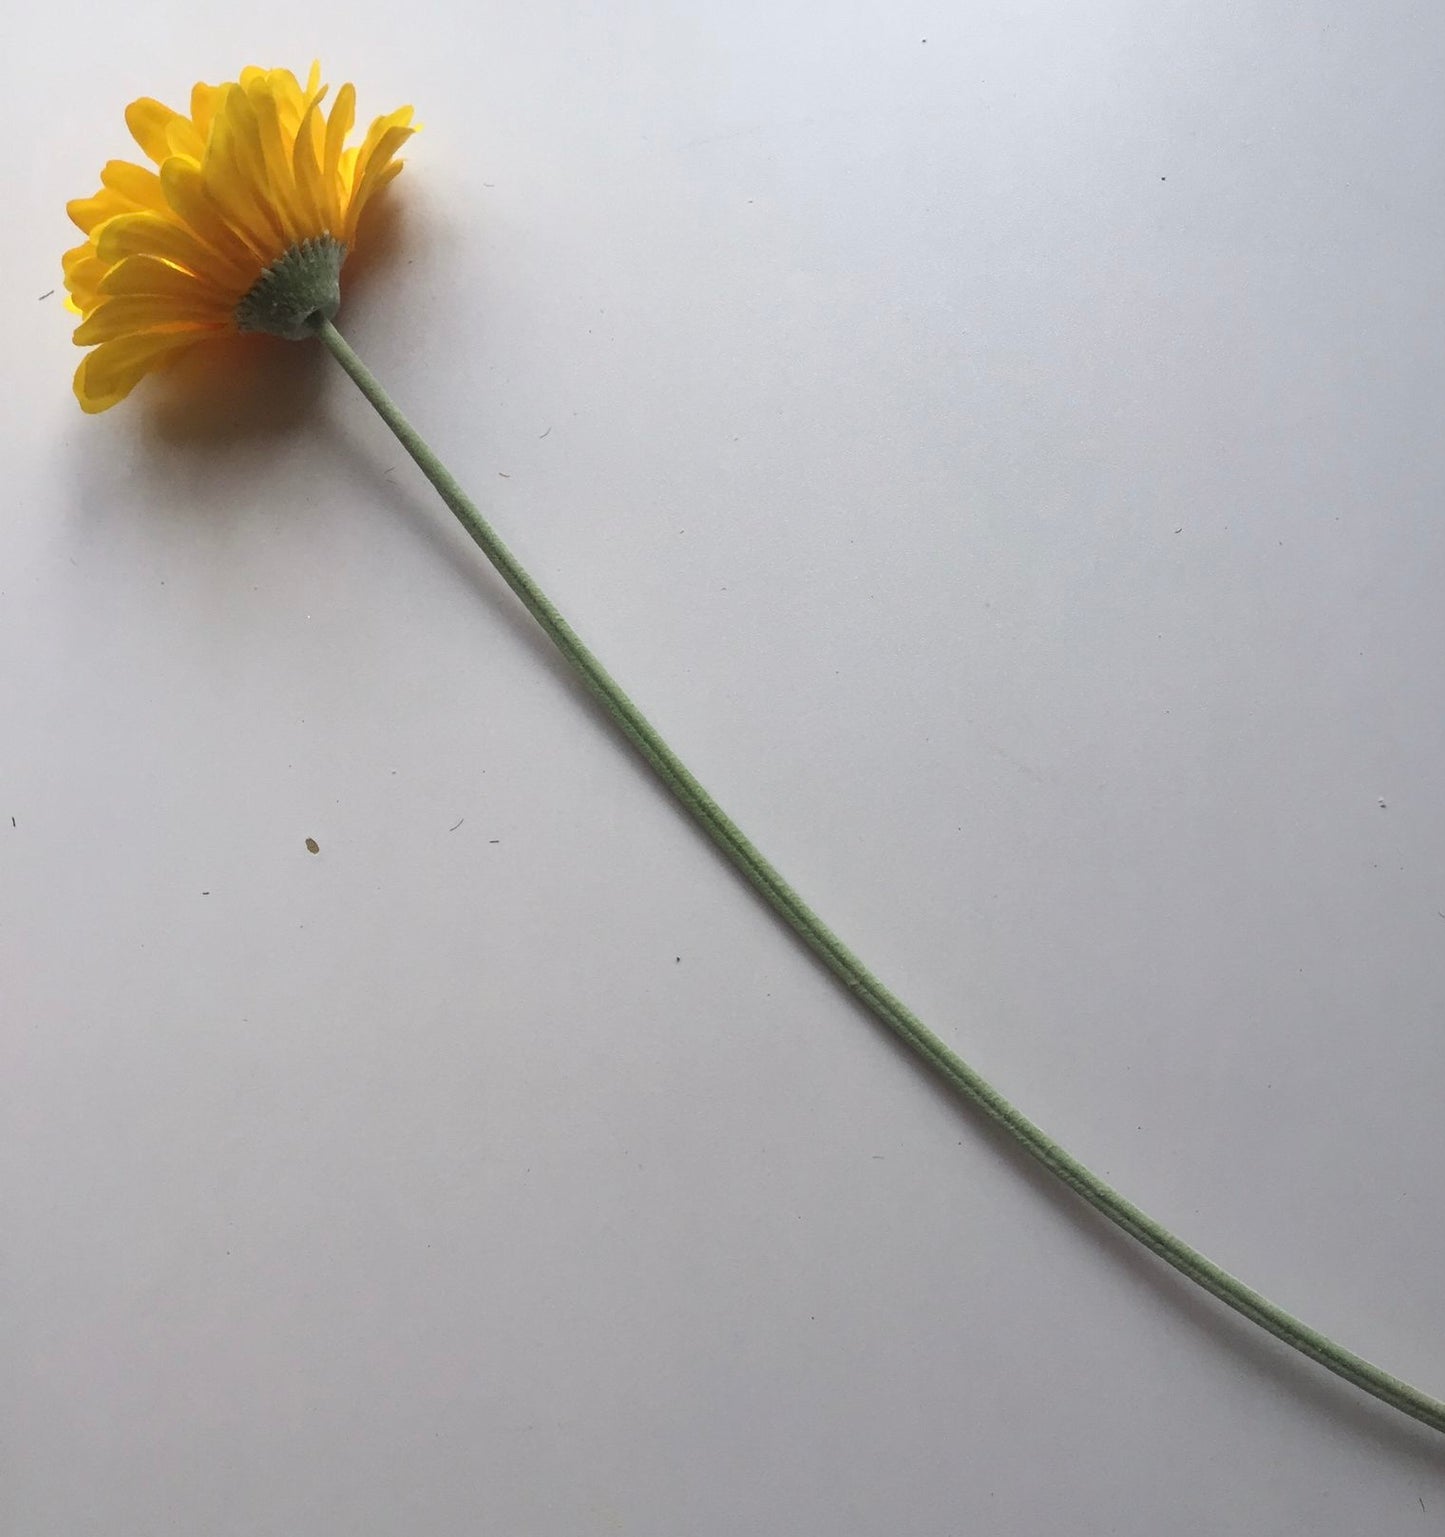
235;235;347;340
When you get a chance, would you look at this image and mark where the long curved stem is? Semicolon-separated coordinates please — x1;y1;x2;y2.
313;313;1445;1438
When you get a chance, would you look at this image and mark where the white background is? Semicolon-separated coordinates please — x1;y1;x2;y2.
4;3;1445;1532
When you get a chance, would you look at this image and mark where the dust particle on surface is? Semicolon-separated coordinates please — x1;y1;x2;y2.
305;837;320;854
38;289;54;300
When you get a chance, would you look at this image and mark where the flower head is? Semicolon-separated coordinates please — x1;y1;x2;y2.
64;64;415;412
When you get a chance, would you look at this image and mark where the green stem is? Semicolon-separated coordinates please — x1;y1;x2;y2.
313;313;1445;1438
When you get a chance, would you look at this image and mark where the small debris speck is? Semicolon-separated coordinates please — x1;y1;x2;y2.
305;837;320;854
38;289;54;300
539;426;552;439
675;956;681;964
202;891;210;896
449;818;464;832
1378;799;1387;809
488;838;501;844
498;471;511;478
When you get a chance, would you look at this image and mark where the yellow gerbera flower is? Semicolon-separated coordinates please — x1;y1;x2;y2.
64;63;415;413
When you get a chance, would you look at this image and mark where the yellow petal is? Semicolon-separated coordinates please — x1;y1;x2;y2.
190;81;227;141
62;242;95;278
159;158;267;270
249;84;310;241
341;106;413;215
219;84;272;185
164;115;206;162
67;186;135;233
74;330;203;413
97;254;230;304
344;122;415;243
95;211;252;292
63;252;111;315
206;87;287;252
125;98;189;164
322;83;356;231
100;159;169;213
66;168;161;230
73;294;227;345
291;96;329;235
264;67;308;139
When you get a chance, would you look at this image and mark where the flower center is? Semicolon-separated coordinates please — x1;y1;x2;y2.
235;236;347;340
